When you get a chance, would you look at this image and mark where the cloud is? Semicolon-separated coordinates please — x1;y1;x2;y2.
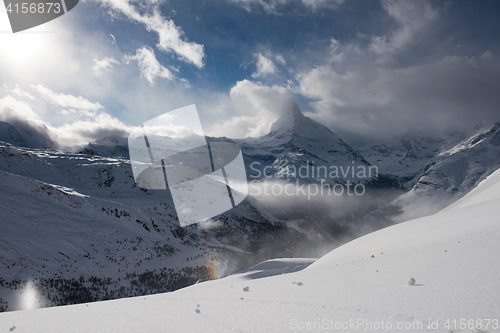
3;84;35;100
0;90;133;148
51;112;133;147
31;85;104;116
252;53;277;78
14;85;134;147
300;0;344;10
0;96;58;149
197;219;224;230
297;51;500;142
93;0;205;68
93;57;120;76
124;47;175;85
229;0;344;13
0;95;42;123
207;79;292;138
369;0;438;55
275;54;286;65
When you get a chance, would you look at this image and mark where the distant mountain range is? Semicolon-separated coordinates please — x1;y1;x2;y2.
0;101;499;311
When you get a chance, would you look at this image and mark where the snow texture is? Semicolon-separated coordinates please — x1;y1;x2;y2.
2;167;500;332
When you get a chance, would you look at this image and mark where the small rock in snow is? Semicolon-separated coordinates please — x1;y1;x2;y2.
243;286;250;292
296;282;303;286
407;278;416;286
10;326;16;332
195;309;200;314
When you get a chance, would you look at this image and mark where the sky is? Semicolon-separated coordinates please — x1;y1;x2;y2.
0;0;499;147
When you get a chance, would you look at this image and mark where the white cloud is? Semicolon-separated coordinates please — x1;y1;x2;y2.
0;95;42;123
301;0;343;9
275;54;286;65
197;219;224;230
370;0;438;55
230;0;286;12
0;95;58;149
3;84;35;100
229;0;344;13
297;52;500;142
13;87;35;100
124;47;174;85
208;79;292;138
0;92;133;148
93;0;205;68
252;53;277;78
31;85;104;115
51;112;133;147
328;38;347;63
93;57;120;76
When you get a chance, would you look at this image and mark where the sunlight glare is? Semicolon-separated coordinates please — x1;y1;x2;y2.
21;281;39;310
0;9;54;71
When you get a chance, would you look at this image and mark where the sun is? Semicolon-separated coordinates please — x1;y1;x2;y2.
0;8;54;72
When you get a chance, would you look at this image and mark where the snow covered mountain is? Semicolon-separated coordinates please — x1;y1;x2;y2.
389;122;500;220
0;102;498;315
351;123;500;222
2;166;499;332
238;100;371;185
78;135;130;159
0;141;349;311
357;129;467;178
0;102;386;312
0;120;57;150
411;122;500;196
0;122;26;147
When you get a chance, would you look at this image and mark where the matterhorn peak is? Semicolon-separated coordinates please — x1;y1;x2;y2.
266;99;345;144
269;99;307;135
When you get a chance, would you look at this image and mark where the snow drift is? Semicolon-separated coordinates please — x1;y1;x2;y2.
1;167;500;332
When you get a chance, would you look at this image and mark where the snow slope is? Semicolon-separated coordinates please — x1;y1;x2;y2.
0;142;334;311
2;168;499;332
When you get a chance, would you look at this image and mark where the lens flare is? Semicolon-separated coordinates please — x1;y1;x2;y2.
207;257;228;280
21;281;39;310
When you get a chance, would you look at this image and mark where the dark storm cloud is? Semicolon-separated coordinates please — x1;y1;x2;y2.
294;0;500;142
